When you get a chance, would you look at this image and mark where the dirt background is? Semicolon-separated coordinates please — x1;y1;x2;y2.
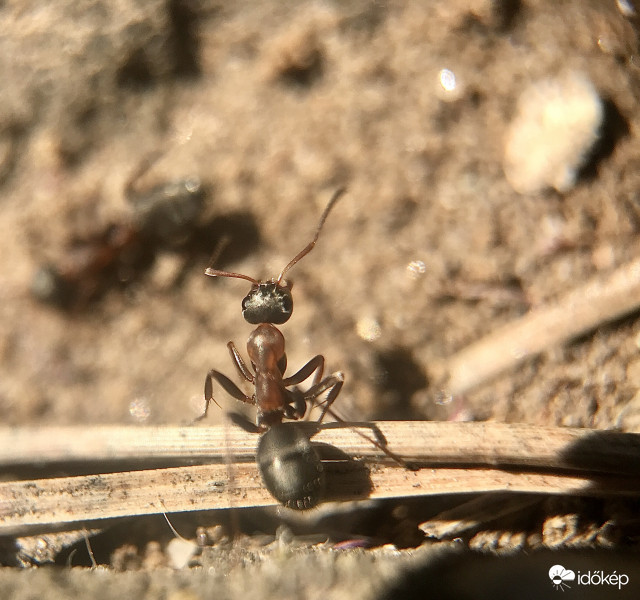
1;0;640;594
2;0;640;430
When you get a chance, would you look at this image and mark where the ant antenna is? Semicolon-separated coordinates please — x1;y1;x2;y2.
276;187;345;284
204;236;262;284
204;188;345;285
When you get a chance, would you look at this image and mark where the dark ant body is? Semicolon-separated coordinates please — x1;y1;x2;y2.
257;423;325;510
201;189;345;509
31;152;206;310
202;189;410;510
31;222;145;309
125;151;206;247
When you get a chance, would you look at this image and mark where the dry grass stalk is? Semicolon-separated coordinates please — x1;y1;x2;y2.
1;422;639;535
438;256;640;394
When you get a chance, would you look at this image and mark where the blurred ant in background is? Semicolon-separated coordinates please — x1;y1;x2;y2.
30;152;258;310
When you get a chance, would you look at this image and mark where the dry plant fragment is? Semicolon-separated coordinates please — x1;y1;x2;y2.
1;422;640;535
438;256;640;395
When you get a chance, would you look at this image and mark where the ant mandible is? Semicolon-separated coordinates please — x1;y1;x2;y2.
200;188;346;432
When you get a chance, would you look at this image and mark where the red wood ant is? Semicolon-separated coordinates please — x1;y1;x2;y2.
30;151;206;310
200;189;410;509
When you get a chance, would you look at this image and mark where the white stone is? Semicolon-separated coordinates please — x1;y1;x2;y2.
504;71;603;194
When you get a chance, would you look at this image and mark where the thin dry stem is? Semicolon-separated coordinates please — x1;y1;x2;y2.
2;463;638;535
0;422;639;472
1;422;639;535
437;256;640;394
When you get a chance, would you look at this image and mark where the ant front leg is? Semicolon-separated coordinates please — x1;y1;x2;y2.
227;341;255;383
198;369;254;422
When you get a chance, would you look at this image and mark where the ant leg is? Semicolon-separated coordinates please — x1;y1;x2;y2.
282;355;324;387
304;372;344;422
197;369;254;422
227;342;255;383
283;388;307;420
227;411;260;434
321;407;387;446
303;373;414;470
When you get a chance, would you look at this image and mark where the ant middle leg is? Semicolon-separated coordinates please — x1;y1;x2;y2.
283;355;325;388
198;369;254;422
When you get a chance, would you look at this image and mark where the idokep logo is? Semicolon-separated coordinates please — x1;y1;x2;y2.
549;565;575;590
549;564;630;591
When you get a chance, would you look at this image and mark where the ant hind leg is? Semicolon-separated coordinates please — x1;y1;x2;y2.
305;376;416;470
227;411;260;434
304;371;344;423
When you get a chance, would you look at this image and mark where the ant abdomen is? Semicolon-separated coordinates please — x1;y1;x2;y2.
256;423;325;510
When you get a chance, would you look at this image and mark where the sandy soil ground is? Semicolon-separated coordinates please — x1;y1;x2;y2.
1;0;640;594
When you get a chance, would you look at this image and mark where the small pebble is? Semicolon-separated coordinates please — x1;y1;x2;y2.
503;71;603;194
356;315;382;341
166;537;199;569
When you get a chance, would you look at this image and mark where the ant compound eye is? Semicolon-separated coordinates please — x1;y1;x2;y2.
242;282;293;325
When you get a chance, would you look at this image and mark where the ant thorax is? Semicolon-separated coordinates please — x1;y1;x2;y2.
241;280;293;325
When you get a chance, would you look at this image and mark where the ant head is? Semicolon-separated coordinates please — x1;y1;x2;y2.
242;280;293;325
205;188;345;325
